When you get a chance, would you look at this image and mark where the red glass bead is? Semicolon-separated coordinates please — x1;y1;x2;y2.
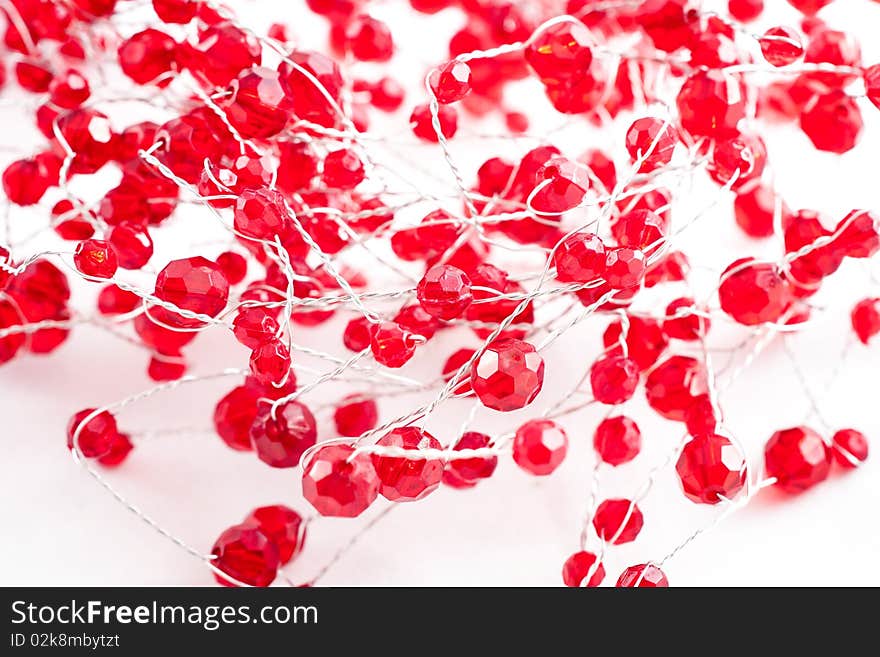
512;419;568;476
249;340;292;387
154;256;229;318
645;355;708;421
676;70;746;140
561;551;604;587
244;505;304;564
74;239;118;280
866;65;880;111
616;564;669;587
799;91;863;154
765;426;831;493
831;429;869;468
343;316;372;352
107;222;153;270
56;108;115;175
590;354;640;405
67;408;118;458
708;133;767;190
302;444;380;517
186;21;261;88
213;385;259;451
733;183;788;239
2;157;54;206
370;321;419;368
676;433;747;504
831;209;880;259
531;156;589;214
225;67;292;139
553;233;606;283
604;247;646;290
275;141;317;194
216;251;247;285
15;60;52;92
345;15;394;62
49;69;90;109
334;394;378;438
280;50;343;128
118;29;178;85
97;284;139;315
664;297;709;341
593;415;641;466
364;76;405;112
250;401;317;468
411;103;458;142
416;265;473;320
0;298;23;364
443;431;496;487
719;259;792;326
612;209;667;252
371;427;443;502
471;338;545;412
97;432;134;468
53;202;95;241
593;498;643;544
759;27;804;67
322;148;365;189
603;315;669;372
804;28;861;90
234;187;290;241
153;0;197;23
625;117;677;172
147;353;186;382
394;304;440;340
525;21;593;83
211;524;279;587
787;0;831;15
233;308;279;349
851;298;880;345
430;60;471;104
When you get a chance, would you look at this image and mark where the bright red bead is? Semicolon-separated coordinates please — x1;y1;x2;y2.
67;408;118;458
322;148;365;189
153;0;197;23
525;21;593;83
612;210;667;252
471;338;544;412
97;433;134;468
416;265;473;320
603;315;669;371
216;251;247;285
593;415;641;466
593;499;643;544
799;91;863;154
213;385;259;451
154;256;229;318
604;247;646;290
553;233;606;283
74;239;118;280
345;15;394;62
225;67;292;139
719;259;792;326
49;69;90;108
233;308;279;349
371;427;444;502
831;429;869;468
709;133;767;190
370;321;418;368
334;394;378;438
343;316;372;352
676;433;747;504
676;70;746;140
443;431;496;486
211;524;279;587
616;564;669;587
590;355;640;405
2;157;54;206
249;401;317;468
244;505;305;564
832;209;879;259
733;184;788;239
625;117;677;172
118;29;178;85
664;297;709;341
411;103;457;142
430;60;471;104
764;426;831;493
97;284;139;315
645;356;708;422
759;27;804;67
866;65;880;111
561;551;604;587
107;222;153;270
512;419;568;476
851;298;880;345
302;443;380;517
249;340;292;387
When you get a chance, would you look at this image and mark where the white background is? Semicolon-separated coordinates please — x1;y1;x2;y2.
1;0;879;586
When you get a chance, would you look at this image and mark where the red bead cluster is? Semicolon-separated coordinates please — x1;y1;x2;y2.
0;0;875;587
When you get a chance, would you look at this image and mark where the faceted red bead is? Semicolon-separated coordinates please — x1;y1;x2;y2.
676;70;746;140
216;251;247;285
604;248;646;290
443;431;496;486
370;321;419;368
531;158;589;214
525;21;593;83
612;210;667;252
553;233;606;283
275;141;317;194
49;69;90;109
851;298;880;345
513;419;568;476
676;433;747;504
800;90;863;155
561;551;604;587
416;265;473;320
590;355;640;405
664;297;709;341
764;426;831;493
153;0;198;23
118;29;178;85
74;239;117;280
343;316;372;351
429;60;471;104
233;308;279;349
213;385;260;451
866;65;880;111
733;183;788;239
2;157;54;206
244;505;305;564
345;15;393;62
831;429;869;468
593;415;641;466
280;50;343;128
625;117;677;172
471;338;544;412
371;427;443;502
787;0;831;15
56;108;114;175
0;299;23;365
759;27;804;67
603;315;669;372
52;200;95;241
411;103;458;142
154;256;229;318
719;259;792;326
249;340;292;387
593;499;643;545
249;401;317;468
15;60;52;92
97;284;139;315
709;133;767;190
67;408;118;458
302;444;380;517
831;209;880;259
225;67;292;139
334;395;378;438
322;148;365;189
107;222;153;270
97;433;134;468
211;524;279;587
234;187;290;241
616;564;669;588
186;22;261;88
803;28;861;90
645;356;708;421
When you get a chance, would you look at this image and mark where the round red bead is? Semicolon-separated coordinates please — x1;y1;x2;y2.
831;429;869;468
561;551;604;587
764;426;831;493
371;427;444;502
512;419;567;476
416;265;473;320
676;433;747;504
243;505;305;564
302;444;380;517
593;415;641;466
593;498;643;545
211;524;279;587
616;564;669;588
471;338;545;412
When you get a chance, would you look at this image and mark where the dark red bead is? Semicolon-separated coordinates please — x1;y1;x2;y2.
370;321;419;368
213;385;259;451
211;524;279;587
645;356;708;421
108;222;153;270
371;427;444;502
74;239;117;280
334;394;378;437
417;265;473;320
676;70;746;140
67;408;118;458
154;256;229;318
243;505;305;564
250;401;317;468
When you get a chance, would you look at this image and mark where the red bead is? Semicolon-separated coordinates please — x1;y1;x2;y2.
97;433;134;468
803;28;861;90
851;298;880;345
590;355;640;405
147;354;186;382
53;202;95;241
233;308;279;349
302;444;380;517
561;551;604;587
334;394;378;437
249;340;292;387
799;91;863;154
759;27;804;67
345;15;394;62
531;156;589;214
676;433;747;504
719;259;792;326
765;426;831;493
322;148;365;189
616;564;669;587
118;29;178;85
603;315;669;371
664;297;709;341
56;108;115;175
553;233;606;283
74;239;117;280
625;117;677;172
604;247;646;290
866;65;880;111
67;408;118;458
612;209;667;252
250;401;317;468
343;316;372;351
645;356;708;421
49;69;90;108
831;209;879;259
708;133;767;190
97;284;139;315
430;60;471;104
153;0;197;23
213;385;259;451
411;103;458;142
364;76;405;112
216;251;247;285
593;415;641;466
787;0;831;15
244;505;305;564
280;50;343;128
370;321;418;368
733;183;788;239
525;21;593;83
15;60;52;92
416;265;473;320
225;67;292;139
186;22;261;88
443;431;496;486
2;157;54;206
234;187;290;241
513;419;568;476
676;70;746;140
371;427;444;502
211;524;279;587
471;338;544;412
593;499;643;544
107;222;153;270
154;256;229;318
831;429;869;468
